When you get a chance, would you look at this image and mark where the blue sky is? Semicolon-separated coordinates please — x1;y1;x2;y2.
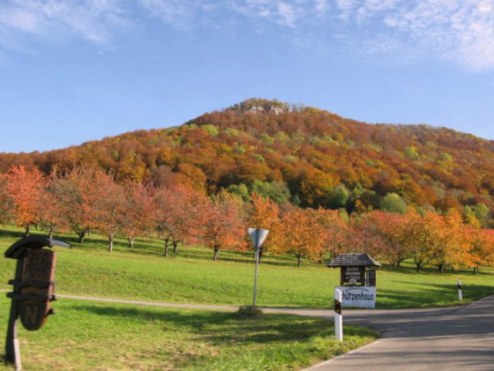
1;0;494;153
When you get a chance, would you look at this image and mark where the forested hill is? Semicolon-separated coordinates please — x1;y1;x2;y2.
2;98;494;219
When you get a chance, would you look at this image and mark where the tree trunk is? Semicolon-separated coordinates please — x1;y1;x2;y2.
416;262;421;272
108;234;114;253
24;224;30;237
48;225;55;239
438;263;445;273
474;267;479;274
128;237;135;248
172;240;178;254
78;231;86;244
297;254;302;267
213;245;220;261
163;237;170;257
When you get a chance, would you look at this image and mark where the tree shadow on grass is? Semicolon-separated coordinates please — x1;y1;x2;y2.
71;303;370;346
113;244;304;268
0;228;26;239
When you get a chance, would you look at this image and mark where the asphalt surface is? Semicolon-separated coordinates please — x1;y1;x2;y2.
307;295;494;370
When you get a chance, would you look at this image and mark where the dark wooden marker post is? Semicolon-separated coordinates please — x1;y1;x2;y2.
4;236;70;369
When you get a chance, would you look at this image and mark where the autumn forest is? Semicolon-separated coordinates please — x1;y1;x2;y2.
1;98;493;272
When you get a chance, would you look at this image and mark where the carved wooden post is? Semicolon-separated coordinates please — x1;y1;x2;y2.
4;236;70;369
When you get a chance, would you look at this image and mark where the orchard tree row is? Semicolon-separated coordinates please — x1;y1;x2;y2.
1;165;493;272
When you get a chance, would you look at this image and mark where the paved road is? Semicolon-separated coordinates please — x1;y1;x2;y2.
56;293;494;370
307;295;494;370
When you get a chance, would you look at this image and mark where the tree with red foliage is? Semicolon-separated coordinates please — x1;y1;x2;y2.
154;184;206;256
357;211;410;267
83;170;126;252
199;190;246;261
50;167;95;244
154;187;174;256
0;173;13;225
38;172;65;238
121;181;155;248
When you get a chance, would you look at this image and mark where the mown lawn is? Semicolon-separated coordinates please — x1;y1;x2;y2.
0;296;377;370
1;227;494;309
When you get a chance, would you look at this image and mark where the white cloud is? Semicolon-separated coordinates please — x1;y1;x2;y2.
278;2;297;27
139;0;215;29
2;0;494;71
0;0;129;46
242;0;494;71
333;0;494;70
314;0;329;14
231;0;316;27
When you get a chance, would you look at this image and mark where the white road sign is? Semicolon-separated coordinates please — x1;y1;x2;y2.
336;286;376;308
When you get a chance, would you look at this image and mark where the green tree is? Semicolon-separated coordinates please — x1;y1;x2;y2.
251;180;291;204
379;193;407;214
227;183;250;202
328;184;349;209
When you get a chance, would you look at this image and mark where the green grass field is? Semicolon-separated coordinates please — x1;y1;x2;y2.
1;226;494;369
1;228;493;309
0;296;377;370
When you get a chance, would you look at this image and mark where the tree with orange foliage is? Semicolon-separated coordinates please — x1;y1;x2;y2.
298;168;339;208
316;208;350;260
278;208;326;266
402;210;446;272
5;166;44;235
199;191;246;261
432;210;472;273
246;193;280;262
469;228;494;274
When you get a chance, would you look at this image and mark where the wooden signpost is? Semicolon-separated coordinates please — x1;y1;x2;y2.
327;253;381;309
17;248;57;331
4;236;69;370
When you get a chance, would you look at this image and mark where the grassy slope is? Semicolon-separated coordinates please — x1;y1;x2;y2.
1;228;493;309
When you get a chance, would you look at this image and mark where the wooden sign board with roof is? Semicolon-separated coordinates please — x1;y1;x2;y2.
327;253;381;287
327;253;381;308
